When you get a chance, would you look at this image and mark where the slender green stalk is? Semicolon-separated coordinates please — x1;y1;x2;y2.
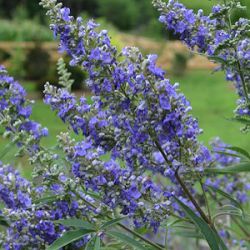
199;179;212;221
224;0;249;102
165;226;168;250
174;168;212;225
150;134;212;226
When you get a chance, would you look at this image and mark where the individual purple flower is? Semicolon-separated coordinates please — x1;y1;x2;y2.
60;7;71;22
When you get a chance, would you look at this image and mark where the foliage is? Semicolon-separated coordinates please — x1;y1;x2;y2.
8;48;26;79
97;0;139;31
171;52;190;76
0;19;53;42
0;0;249;250
24;44;51;80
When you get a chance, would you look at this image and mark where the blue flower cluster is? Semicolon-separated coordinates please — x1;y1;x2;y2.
42;2;211;177
0;162;94;249
0;163;31;210
40;0;214;231
0;66;48;155
0;0;248;249
154;0;250;119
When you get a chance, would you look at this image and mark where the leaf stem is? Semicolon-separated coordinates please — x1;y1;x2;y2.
199;179;212;222
223;0;249;102
151;136;212;227
174;168;212;226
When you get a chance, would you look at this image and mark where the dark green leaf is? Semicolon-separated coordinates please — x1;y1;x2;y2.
208;56;227;65
106;231;150;250
85;235;96;250
166;219;189;228
85;235;101;250
229;117;250;126
212;150;242;159
205;162;250;174
54;219;95;230
34;195;60;206
0;215;9;227
174;229;203;239
100;217;126;230
174;197;226;250
0;141;15;159
207;185;243;211
47;229;94;250
94;236;101;250
226;146;250;160
84;190;101;200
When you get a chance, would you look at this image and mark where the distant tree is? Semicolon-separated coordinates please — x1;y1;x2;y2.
97;0;139;30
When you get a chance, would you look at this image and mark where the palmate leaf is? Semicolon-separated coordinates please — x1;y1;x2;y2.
205;162;250;174
174;197;227;250
106;231;152;250
47;229;95;250
54;219;95;230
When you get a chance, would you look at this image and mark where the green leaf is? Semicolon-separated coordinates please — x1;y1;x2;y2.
47;229;94;250
54;219;95;230
205;162;250;174
0;215;9;227
0;141;15;159
229;117;250;126
174;197;227;250
93;236;101;250
174;229;203;239
207;185;243;211
212;150;242;159
106;231;150;250
85;235;96;250
166;219;187;228
226;146;250;160
208;56;227;65
85;236;101;250
100;217;126;230
34;195;60;206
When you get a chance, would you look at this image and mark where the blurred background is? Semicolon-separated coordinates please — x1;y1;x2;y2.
0;0;250;151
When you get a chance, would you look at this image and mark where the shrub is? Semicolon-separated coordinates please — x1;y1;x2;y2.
0;19;53;42
24;44;50;80
8;48;26;79
0;49;10;63
0;1;249;250
97;0;139;30
172;52;190;76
